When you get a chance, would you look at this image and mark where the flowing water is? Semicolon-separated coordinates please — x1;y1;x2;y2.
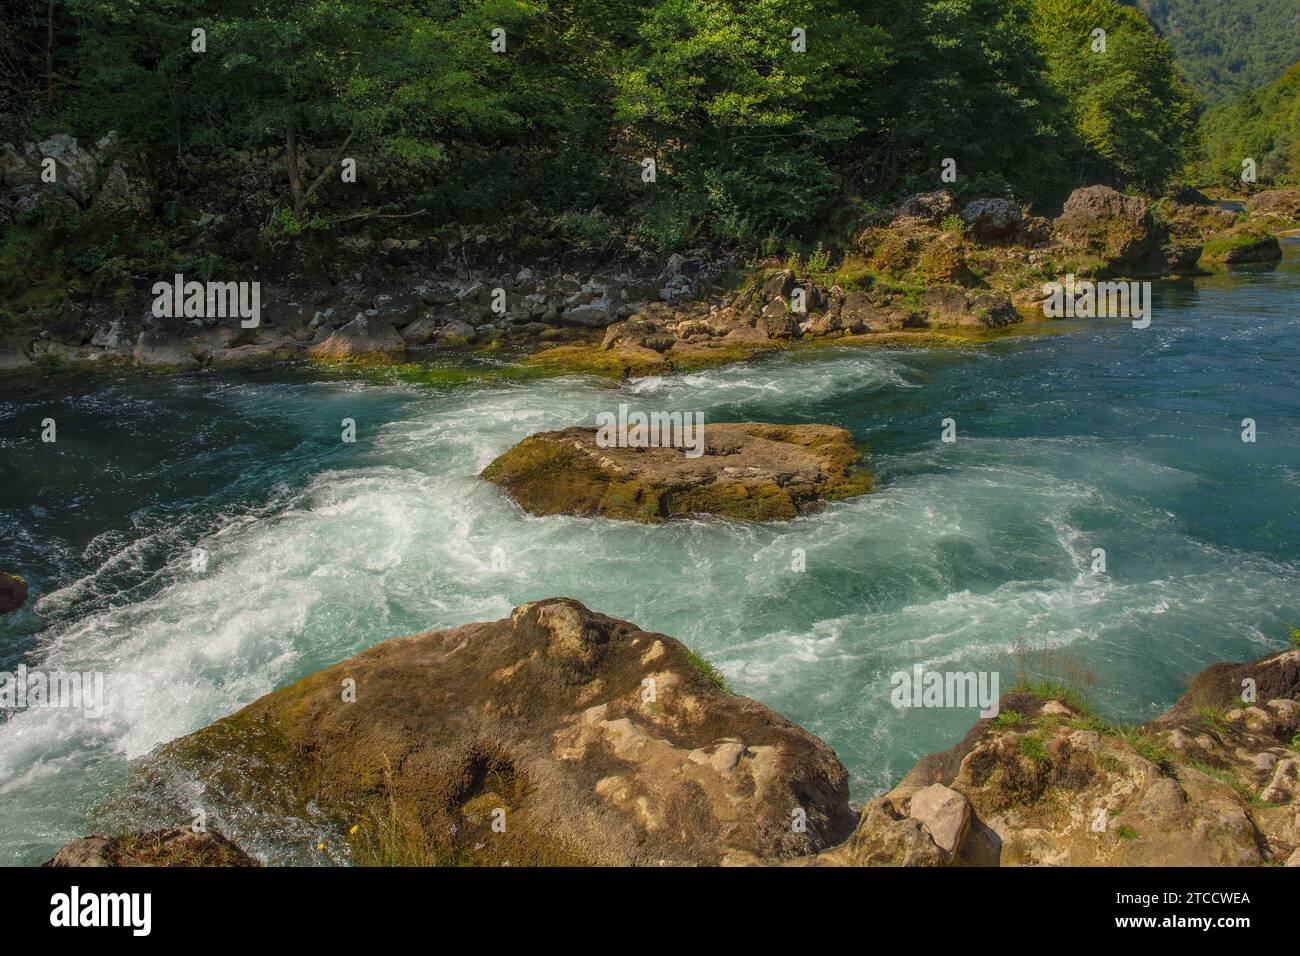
2;249;1299;864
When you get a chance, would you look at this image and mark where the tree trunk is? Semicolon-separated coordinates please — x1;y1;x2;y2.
46;0;54;106
286;123;305;215
286;124;355;218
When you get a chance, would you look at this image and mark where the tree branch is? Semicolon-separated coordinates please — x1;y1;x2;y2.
300;130;357;209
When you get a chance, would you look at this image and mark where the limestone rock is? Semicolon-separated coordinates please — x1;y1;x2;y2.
1247;189;1300;222
1052;185;1162;275
482;422;873;523
908;783;972;855
308;314;405;362
961;198;1022;244
126;598;857;866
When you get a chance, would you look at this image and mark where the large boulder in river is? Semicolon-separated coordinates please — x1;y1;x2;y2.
308;314;405;362
482;423;873;522
1052;185;1162;275
127;598;857;865
1247;189;1300;223
1199;226;1283;266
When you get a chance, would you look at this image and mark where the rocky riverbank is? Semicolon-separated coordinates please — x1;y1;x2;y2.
4;131;1296;381
51;600;1300;867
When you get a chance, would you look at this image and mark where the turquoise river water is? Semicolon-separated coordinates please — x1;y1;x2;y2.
1;247;1298;863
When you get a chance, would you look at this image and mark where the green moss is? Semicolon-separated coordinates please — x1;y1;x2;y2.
1019;734;1049;764
994;710;1027;728
1117;824;1139;840
1199;228;1281;265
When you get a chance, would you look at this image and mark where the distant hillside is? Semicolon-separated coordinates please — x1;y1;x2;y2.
1128;0;1300;102
1198;61;1300;187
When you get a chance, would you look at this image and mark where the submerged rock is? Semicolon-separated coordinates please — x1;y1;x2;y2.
0;572;28;614
482;422;873;522
125;598;857;866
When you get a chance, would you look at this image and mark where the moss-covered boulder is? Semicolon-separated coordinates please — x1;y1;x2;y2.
308;314;405;363
121;598;857;866
1199;226;1284;266
482;422;873;523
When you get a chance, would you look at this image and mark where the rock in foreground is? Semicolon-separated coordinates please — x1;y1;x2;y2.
815;648;1300;867
482;423;872;523
44;829;259;867
127;598;857;866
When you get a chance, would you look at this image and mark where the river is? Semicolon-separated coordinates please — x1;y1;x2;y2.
2;247;1298;864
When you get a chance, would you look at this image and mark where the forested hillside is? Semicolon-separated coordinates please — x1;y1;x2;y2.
1;0;1195;260
1130;0;1300;102
1199;61;1300;188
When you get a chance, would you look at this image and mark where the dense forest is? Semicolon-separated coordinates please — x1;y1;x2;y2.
0;0;1211;259
1129;0;1300;102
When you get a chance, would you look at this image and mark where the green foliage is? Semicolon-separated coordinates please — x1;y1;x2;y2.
613;0;888;245
1032;0;1197;192
16;0;1206;262
1196;705;1228;731
806;241;831;275
995;709;1027;727
1117;823;1138;840
1289;626;1300;649
1198;63;1300;188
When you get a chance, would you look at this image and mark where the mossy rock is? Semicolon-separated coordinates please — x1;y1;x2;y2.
482;422;872;523
118;599;856;866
